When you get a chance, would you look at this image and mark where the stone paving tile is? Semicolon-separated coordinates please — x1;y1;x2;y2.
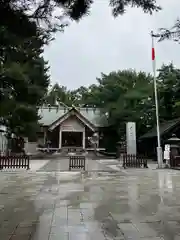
51;216;67;226
10;235;31;240
139;238;162;240
88;229;107;240
0;221;18;237
117;223;141;239
68;232;91;240
38;159;69;172
49;233;69;240
37;159;114;172
30;224;51;240
14;226;33;235
2;160;180;240
132;222;157;238
0;236;12;240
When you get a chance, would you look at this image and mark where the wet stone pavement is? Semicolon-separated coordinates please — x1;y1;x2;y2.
0;160;180;239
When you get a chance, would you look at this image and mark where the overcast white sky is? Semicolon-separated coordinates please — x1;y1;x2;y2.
43;0;180;90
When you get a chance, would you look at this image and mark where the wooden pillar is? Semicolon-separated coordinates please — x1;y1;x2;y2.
43;130;47;145
83;131;85;149
97;132;99;149
59;126;62;149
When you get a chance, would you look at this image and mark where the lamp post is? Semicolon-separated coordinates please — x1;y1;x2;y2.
151;31;163;168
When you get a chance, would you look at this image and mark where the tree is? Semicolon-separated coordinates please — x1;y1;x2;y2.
45;64;180;152
159;19;180;43
0;0;162;137
0;6;50;139
157;63;180;120
2;0;160;33
31;0;161;22
45;83;69;105
94;71;154;137
70;86;89;106
47;70;154;138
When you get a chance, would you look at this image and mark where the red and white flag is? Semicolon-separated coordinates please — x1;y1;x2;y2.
152;46;155;61
151;33;156;72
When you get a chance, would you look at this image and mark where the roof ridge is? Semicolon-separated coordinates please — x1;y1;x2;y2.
140;118;180;139
160;117;180;125
39;106;101;110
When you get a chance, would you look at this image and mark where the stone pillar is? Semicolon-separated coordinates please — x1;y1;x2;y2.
83;131;85;149
126;122;136;155
59;126;62;149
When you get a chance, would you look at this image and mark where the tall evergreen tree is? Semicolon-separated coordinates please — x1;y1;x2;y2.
1;0;160;34
0;4;50;138
159;19;180;43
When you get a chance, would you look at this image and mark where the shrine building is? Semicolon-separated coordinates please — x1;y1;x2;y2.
36;105;108;151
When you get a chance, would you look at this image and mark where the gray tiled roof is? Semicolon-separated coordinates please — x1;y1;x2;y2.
38;107;108;127
140;118;180;139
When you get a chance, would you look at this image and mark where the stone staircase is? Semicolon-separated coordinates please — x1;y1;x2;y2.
57;148;113;159
59;147;86;157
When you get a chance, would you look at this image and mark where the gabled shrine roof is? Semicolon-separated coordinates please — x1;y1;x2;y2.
38;106;108;127
140;118;180;139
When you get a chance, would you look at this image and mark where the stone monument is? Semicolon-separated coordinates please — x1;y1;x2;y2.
126;122;136;155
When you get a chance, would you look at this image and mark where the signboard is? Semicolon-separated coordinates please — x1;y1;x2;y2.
164;150;170;160
165;144;170;151
126;122;136;155
61;118;84;132
61;125;74;131
164;144;170;160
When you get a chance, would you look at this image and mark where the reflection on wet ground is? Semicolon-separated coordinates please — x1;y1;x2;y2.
0;160;180;239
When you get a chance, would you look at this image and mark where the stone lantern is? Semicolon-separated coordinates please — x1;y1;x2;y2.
116;141;126;159
116;141;121;159
165;134;180;167
89;133;99;158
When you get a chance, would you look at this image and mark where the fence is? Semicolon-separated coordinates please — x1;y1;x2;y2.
0;155;30;170
69;155;86;171
122;154;148;168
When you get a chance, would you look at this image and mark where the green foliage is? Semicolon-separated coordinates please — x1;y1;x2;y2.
2;0;160;33
0;4;50;138
93;71;154;138
46;70;154;138
46;64;180;144
159;19;180;43
54;0;161;20
44;83;72;106
0;0;175;145
158;63;180;119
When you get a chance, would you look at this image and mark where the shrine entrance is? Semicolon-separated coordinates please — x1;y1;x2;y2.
48;108;96;150
61;132;83;147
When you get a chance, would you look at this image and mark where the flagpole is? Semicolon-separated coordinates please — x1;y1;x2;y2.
151;31;163;168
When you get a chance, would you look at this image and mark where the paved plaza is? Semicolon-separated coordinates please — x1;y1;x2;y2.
0;159;180;239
